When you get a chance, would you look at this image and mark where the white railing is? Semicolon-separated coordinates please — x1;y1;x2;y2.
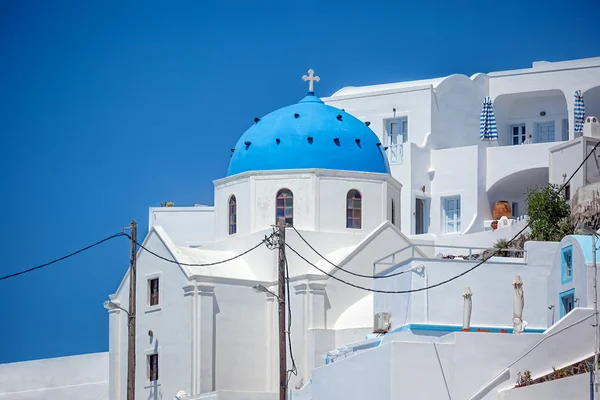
372;243;527;276
388;143;404;165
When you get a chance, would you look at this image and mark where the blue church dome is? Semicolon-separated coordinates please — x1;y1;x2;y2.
227;94;391;176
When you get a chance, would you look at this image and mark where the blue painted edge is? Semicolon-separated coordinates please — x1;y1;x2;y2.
388;323;545;335
559;288;576;318
561;245;573;284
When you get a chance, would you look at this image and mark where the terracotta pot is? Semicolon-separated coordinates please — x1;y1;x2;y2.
491;220;498;230
493;201;512;220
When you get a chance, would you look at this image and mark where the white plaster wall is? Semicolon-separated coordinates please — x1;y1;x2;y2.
432;74;488;150
317;176;386;234
497;373;589;400
214;170;400;237
546;236;589;326
489;59;600;140
486;142;555;191
253;173;315;231
430;146;487;235
323;87;433;149
110;231;192;400
480;308;596;399
375;259;550;329
549;138;586;188
493;90;568;146
212;283;270;392
312;343;392;400
136;233;192;400
150;207;215;246
213;178;251;241
0;352;108;400
312;334;542;400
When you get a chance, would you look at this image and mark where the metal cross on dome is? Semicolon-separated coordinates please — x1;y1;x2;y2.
302;69;320;93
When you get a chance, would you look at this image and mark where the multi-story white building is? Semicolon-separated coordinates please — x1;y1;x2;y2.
3;57;600;400
324;57;600;237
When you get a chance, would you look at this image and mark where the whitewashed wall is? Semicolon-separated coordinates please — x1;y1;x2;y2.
375;258;550;329
150;206;215;245
213;177;251;241
111;231;192;400
489;59;600;140
431;74;487;150
0;353;108;400
493;90;568;146
546;236;590;326
214;170;401;238
497;373;589;400
429;146;488;235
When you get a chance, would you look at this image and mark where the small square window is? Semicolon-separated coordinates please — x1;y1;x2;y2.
559;289;576;318
149;278;159;306
148;354;159;382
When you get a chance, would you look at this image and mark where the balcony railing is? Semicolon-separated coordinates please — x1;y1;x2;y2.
388;143;404;165
373;243;527;276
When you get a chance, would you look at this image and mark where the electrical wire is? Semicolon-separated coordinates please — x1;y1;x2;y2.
0;232;128;282
284;253;298;386
290;225;413;279
123;232;274;267
286;140;600;294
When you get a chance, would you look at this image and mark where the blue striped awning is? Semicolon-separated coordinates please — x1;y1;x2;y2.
480;97;498;141
574;90;585;133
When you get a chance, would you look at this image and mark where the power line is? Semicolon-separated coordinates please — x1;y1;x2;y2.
290;225;412;279
0;232;127;282
123;232;274;267
287;141;600;294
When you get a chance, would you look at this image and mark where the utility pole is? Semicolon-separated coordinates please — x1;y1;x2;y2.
127;220;137;400
277;218;287;400
593;232;598;400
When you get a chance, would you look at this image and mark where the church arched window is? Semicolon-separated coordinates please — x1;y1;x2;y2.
228;195;237;235
347;190;362;229
276;189;294;226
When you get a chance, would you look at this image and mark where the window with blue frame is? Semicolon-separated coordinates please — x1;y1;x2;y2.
559;288;575;318
561;245;573;283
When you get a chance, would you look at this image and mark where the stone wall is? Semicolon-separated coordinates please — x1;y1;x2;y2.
571;183;600;231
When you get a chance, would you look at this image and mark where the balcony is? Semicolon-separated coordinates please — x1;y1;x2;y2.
387;143;404;165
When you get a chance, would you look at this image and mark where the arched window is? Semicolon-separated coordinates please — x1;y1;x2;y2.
228;195;237;235
346;190;362;229
276;189;294;226
391;199;396;225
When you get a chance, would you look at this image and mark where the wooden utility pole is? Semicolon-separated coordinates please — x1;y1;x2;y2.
277;218;287;400
127;220;137;400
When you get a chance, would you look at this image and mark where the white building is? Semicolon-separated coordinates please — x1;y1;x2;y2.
324;57;600;237
2;57;600;400
307;234;600;400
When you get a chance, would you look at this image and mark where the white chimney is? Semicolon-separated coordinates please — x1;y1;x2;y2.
583;116;600;138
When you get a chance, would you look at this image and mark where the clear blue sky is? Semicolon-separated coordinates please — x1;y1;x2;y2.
0;0;598;363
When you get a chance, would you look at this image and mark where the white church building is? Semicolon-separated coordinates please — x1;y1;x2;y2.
2;56;600;400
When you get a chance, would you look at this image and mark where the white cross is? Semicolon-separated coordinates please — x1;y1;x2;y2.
302;69;320;92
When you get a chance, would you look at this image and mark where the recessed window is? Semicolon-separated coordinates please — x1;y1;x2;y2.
559;289;575;318
276;189;293;226
391;199;396;226
148;353;159;382
561;245;573;283
346;190;362;229
512;202;519;218
228;195;237;235
149;278;159;306
442;196;461;234
564;184;571;201
386;118;407;164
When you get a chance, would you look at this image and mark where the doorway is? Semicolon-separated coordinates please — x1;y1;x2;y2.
415;198;425;234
